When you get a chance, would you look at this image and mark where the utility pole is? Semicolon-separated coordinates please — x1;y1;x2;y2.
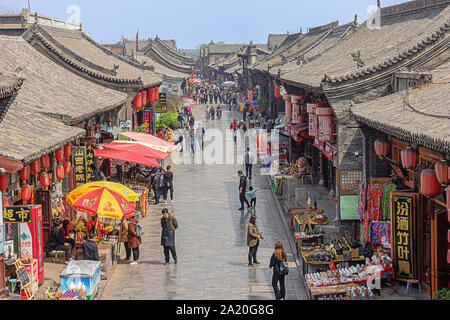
28;0;31;11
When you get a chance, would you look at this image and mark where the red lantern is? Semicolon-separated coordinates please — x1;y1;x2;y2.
20;165;31;183
374;139;390;158
31;160;41;176
21;184;32;202
40;172;50;189
55;148;65;163
401;148;418;170
133;92;142;109
56;166;65;181
434;160;449;186
0;174;8;192
64;161;71;176
41;155;50;170
420;169;443;197
274;86;280;99
64;144;72;159
147;88;153;103
141;90;147;107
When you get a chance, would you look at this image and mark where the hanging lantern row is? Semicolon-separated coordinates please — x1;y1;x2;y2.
31;160;41;176
55;148;65;164
64;161;71;176
374;139;390;158
41;154;50;171
56;166;65;181
40;172;50;190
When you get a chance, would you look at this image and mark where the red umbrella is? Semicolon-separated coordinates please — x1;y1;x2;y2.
104;141;170;160
94;149;160;168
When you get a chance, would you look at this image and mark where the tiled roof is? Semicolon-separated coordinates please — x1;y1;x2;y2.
0;103;85;163
351;60;450;154
142;39;194;74
0;35;127;124
138;55;190;80
31;26;163;89
0;74;23;98
281;2;450;90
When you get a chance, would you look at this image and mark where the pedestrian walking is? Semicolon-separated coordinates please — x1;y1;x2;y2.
163;166;174;203
269;242;289;300
152;170;162;204
160;168;168;203
189;115;195;130
245;186;259;209
196;123;205;150
161;208;178;265
189;129;196;156
230;119;238;143
247;216;266;266
128;216;142;265
245;148;254;179
238;170;251;210
119;217;131;263
210;106;215;120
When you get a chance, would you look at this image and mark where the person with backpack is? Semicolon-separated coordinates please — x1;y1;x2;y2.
161;208;178;265
269;242;289;300
128;216;142;265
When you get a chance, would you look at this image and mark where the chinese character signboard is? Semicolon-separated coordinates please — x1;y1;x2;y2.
391;193;417;281
72;146;87;186
156;93;167;114
3;206;33;223
86;145;94;183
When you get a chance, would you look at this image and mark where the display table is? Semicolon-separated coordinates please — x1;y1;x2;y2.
59;260;101;300
300;249;365;274
309;283;357;299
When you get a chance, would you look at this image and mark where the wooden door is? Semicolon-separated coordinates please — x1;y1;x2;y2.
0;254;5;297
431;209;448;295
34;190;52;252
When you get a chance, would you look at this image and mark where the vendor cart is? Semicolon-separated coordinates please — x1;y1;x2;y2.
59;260;101;300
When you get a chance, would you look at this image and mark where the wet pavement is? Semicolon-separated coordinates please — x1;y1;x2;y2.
100;104;308;300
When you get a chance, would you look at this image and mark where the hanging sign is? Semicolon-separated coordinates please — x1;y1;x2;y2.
72;146;87;186
391;193;417;281
3;206;33;223
340;195;359;220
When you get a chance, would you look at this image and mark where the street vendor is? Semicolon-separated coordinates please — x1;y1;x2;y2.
86;214;103;240
294;157;311;179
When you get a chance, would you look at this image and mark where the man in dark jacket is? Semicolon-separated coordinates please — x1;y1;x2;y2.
81;235;99;261
48;220;72;263
151;170;162;204
238;170;251;210
161;208;178;265
164;166;174;203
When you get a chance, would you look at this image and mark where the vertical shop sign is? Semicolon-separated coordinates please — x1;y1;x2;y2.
391;193;417;280
0;191;3;254
72;146;87;186
86;145;94;183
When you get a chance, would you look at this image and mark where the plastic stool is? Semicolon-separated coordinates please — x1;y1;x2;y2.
405;279;421;295
8;279;20;296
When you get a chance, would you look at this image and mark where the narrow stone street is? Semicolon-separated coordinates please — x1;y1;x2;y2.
100;104;307;300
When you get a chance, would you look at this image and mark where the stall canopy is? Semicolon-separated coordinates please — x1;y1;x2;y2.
119;132;177;153
94;149;160;168
104;141;170;160
285;123;309;142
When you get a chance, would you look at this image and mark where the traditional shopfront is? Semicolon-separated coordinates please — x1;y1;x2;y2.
359;132;449;297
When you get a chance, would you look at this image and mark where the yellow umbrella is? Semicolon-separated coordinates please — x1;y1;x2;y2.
67;181;140;205
67;187;136;220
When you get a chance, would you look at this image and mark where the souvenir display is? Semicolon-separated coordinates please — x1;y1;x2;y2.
346;286;376;300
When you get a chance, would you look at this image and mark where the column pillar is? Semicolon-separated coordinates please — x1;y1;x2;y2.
283;94;292;123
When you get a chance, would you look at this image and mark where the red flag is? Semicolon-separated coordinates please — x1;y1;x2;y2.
191;70;195;78
136;29;139;47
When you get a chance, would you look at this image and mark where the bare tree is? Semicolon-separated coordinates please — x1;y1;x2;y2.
0;5;20;14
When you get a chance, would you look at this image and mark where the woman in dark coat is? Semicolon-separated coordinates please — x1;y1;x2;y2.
269;242;288;300
127;216;142;264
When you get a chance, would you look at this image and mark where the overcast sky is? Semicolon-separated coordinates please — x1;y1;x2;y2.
4;0;407;49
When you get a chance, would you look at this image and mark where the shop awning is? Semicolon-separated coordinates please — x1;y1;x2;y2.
119;132;177;153
104;141;170;160
0;156;23;173
94;149;160;168
285;123;309;142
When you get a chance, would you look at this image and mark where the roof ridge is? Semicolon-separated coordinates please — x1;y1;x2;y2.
0;78;23;124
323;18;450;83
153;38;194;63
144;42;194;73
24;28;143;86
